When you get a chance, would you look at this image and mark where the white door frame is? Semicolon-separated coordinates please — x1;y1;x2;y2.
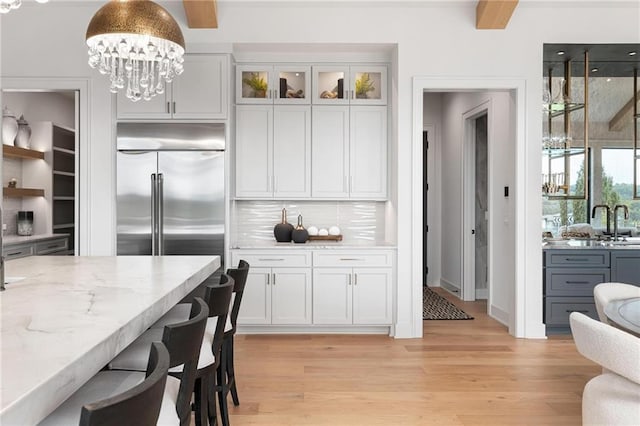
1;78;91;255
462;102;490;302
412;77;535;338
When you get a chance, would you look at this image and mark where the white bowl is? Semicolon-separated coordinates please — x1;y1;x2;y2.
318;228;329;236
307;226;319;236
329;226;341;236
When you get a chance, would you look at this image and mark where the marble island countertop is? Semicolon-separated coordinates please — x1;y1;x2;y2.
0;255;220;426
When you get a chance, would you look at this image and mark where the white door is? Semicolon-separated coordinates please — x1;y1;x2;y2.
271;268;312;324
350;106;387;199
235;105;273;197
311;105;349;198
312;268;352;324
237;267;272;325
273;105;311;198
352;268;393;325
172;55;227;119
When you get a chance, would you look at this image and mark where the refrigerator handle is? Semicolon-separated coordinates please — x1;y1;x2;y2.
157;173;164;255
151;173;157;256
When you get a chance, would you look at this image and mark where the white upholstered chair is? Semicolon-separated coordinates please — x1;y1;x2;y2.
593;282;640;325
569;312;640;425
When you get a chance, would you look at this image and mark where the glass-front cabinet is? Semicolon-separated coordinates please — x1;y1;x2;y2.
542;53;589;200
312;65;387;105
236;64;311;104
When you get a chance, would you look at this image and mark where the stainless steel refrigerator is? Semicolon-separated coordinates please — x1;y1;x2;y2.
116;123;225;262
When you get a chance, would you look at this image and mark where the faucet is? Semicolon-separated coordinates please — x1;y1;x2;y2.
591;204;611;236
613;204;630;241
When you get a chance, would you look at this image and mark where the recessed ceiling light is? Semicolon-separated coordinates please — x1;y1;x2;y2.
629;51;637;56
591;68;599;73
606;78;612;82
557;51;565;56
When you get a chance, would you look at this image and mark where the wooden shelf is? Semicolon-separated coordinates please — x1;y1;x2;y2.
308;235;343;241
3;145;45;160
3;187;45;197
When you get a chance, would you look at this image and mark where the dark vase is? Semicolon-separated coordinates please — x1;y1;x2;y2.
292;214;308;244
273;208;294;242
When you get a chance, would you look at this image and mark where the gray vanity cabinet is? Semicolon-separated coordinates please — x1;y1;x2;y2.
543;250;608;333
610;250;640;285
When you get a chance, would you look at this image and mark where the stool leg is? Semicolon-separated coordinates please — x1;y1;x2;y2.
193;376;209;426
217;348;231;426
228;337;240;406
207;371;218;426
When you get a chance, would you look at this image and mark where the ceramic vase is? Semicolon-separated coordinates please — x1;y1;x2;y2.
2;107;18;146
15;115;31;149
273;208;294;242
292;214;309;244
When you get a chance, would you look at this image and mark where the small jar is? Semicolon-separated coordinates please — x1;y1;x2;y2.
17;211;33;236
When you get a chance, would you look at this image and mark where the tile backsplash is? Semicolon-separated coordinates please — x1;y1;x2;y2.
231;200;386;245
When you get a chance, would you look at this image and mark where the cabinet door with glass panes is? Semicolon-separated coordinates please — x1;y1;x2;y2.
236;64;311;105
312;65;387;105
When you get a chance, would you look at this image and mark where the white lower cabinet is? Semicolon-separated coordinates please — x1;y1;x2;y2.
232;249;394;329
313;267;392;325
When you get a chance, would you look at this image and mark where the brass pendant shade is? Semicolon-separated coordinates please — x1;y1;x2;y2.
86;0;185;49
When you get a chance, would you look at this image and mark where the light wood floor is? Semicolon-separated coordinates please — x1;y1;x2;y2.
224;288;597;425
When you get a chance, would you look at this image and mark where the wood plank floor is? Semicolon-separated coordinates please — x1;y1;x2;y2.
224;288;598;425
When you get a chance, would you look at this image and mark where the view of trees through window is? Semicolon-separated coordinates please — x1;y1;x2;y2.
543;148;639;236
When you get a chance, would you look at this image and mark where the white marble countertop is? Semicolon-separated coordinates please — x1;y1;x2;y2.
3;233;69;245
231;241;397;250
0;255;220;426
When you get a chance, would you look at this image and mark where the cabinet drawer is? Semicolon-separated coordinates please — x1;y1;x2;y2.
545;268;610;296
313;251;393;267
544;297;598;326
35;238;68;255
544;250;610;267
3;244;34;260
230;250;311;268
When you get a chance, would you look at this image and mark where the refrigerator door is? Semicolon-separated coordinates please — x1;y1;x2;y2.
158;151;225;260
117;151;158;255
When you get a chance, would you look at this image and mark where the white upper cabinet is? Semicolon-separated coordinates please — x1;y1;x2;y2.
235;105;311;198
312;105;387;199
236;64;311;105
312;65;387;105
117;54;229;120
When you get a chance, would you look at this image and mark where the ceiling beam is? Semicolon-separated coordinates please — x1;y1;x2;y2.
609;91;640;132
182;0;218;29
476;0;519;29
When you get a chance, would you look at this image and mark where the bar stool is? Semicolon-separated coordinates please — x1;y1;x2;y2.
217;260;250;426
109;275;234;426
41;297;209;426
40;341;170;426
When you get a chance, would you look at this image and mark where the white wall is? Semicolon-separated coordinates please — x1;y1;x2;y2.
2;92;74;130
2;1;639;338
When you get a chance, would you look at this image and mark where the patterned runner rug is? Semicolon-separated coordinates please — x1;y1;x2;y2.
423;286;474;320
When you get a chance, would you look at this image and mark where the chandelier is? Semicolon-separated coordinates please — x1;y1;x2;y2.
85;0;185;102
0;0;48;14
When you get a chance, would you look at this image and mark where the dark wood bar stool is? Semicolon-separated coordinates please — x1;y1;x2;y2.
217;260;250;426
41;297;209;426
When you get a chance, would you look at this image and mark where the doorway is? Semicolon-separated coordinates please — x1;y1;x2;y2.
2;89;81;254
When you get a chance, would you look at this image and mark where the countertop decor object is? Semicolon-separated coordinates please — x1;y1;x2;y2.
273;208;294;242
14;115;31;149
2;106;17;146
292;214;309;243
85;0;185;102
329;226;341;236
307;234;343;242
307;226;319;236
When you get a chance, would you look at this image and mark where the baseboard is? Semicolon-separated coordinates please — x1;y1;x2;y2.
490;304;509;326
237;325;391;335
440;278;460;296
475;288;489;299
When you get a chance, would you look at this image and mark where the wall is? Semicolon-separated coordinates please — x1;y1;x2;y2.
1;1;638;338
2;92;74;235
